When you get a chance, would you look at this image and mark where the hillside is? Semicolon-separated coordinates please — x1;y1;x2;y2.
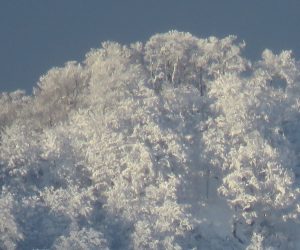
0;31;300;249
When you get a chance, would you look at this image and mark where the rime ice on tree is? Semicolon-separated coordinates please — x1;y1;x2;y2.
0;31;299;250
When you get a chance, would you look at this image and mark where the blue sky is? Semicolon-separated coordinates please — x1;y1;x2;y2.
1;0;300;93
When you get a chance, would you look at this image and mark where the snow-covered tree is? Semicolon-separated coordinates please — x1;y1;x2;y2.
0;31;299;249
0;191;23;250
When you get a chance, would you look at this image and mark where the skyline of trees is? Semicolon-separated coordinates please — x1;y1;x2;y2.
0;31;299;249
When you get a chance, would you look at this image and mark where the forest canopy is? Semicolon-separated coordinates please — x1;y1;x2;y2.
0;31;300;250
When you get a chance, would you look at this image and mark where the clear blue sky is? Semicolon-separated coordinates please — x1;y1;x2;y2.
1;0;300;93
